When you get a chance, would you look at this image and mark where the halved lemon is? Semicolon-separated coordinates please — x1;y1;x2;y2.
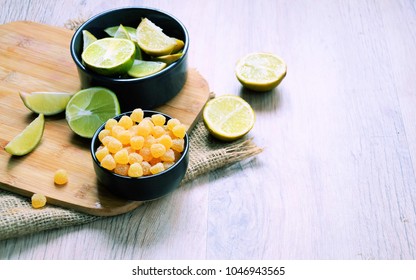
235;52;287;92
202;95;255;141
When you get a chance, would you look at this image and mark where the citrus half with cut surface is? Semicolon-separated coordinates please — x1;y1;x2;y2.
235;52;287;92
65;87;120;138
136;18;177;56
19;91;73;116
5;113;45;156
81;37;136;76
202;95;255;141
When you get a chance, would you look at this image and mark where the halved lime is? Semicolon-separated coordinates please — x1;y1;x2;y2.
136;18;177;56
127;60;167;78
65;87;120;138
235;52;287;92
202;95;255;141
82;30;97;52
104;25;138;41
19;91;73;116
81;38;136;76
5;114;45;156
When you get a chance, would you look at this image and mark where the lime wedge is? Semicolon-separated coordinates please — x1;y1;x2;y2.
235;52;287;92
65;87;120;138
172;38;185;54
104;25;138;41
136;18;177;56
202;95;255;141
5;114;45;156
82;30;97;52
127;60;167;78
81;38;136;76
152;52;182;65
19;91;73;116
113;24;131;40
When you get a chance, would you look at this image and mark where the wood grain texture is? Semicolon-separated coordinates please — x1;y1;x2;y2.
0;21;210;216
1;0;416;260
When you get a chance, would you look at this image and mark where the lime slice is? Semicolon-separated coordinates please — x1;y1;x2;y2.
127;60;167;78
81;38;136;76
235;52;287;92
136;18;177;56
82;30;97;52
152;52;182;64
19;91;73;116
202;95;255;141
5;114;45;156
65;87;120;138
104;25;138;41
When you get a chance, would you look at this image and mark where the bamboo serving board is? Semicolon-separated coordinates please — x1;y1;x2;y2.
0;21;210;216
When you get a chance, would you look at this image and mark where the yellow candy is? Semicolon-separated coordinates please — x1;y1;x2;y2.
128;152;143;164
101;154;116;170
128;162;143;177
54;169;68;185
114;148;129;164
151;114;166;126
31;193;47;209
167;118;180;131
114;164;129;176
119;115;133;129
95;146;109;162
105;118;118;130
98;129;111;142
150;162;165;174
150;143;166;158
172;124;186;138
130;108;144;123
130;135;145;150
157;134;173;150
107;138;123;154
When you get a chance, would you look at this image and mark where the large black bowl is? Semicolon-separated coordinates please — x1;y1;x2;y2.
70;7;189;111
90;110;189;201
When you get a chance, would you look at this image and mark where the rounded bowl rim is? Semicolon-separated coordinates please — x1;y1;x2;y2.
70;6;190;83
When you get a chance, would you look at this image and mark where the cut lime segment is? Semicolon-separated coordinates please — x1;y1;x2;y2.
82;30;97;52
127;60;167;78
152;52;182;64
113;24;131;40
202;95;255;141
65;87;120;138
104;25;138;41
172;38;185;54
136;18;177;56
235;52;287;92
19;91;73;116
81;38;136;76
5;114;45;156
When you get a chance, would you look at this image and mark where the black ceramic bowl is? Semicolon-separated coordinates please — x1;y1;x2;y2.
70;7;189;111
90;110;189;201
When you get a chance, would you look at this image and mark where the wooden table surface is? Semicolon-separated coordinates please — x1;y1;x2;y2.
1;0;416;260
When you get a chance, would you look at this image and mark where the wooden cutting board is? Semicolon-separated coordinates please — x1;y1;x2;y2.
0;21;211;216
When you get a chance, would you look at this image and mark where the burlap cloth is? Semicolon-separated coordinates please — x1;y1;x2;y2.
0;119;262;241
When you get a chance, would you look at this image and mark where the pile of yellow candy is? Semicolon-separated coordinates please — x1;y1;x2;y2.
95;108;186;177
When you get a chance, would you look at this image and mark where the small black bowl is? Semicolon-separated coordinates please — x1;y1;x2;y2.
70;7;189;111
90;110;189;201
